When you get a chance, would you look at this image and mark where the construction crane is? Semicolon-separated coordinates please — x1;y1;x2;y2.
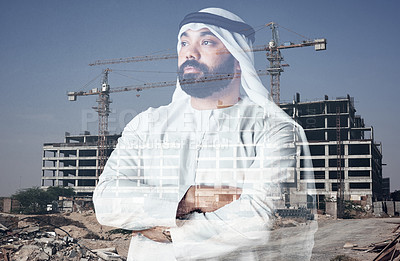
73;22;325;173
93;68;111;174
68;69;267;174
263;22;326;104
89;22;326;104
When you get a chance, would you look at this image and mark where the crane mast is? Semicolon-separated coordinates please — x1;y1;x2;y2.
92;69;111;175
266;22;285;104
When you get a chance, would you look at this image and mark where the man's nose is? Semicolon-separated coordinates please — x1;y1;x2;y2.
184;44;200;60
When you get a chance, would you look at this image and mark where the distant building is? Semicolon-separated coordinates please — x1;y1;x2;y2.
41;94;385;208
382;177;391;200
280;94;383;208
41;132;119;196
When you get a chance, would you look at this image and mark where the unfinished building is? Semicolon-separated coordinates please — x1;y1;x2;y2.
280;94;383;208
41;94;384;207
41;132;119;196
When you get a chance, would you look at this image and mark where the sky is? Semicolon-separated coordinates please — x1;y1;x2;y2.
0;0;399;196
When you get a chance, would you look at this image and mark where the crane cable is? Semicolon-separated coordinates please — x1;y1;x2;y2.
78;73;103;93
274;23;311;41
112;71;147;83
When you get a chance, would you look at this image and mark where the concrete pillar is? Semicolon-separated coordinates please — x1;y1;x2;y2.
326;201;337;219
387;201;395;216
373;201;383;216
56;149;60;178
3;198;12;213
395;202;400;215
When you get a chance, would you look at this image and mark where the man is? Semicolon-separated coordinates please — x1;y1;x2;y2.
93;7;316;261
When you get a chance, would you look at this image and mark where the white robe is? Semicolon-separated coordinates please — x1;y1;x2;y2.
93;97;316;261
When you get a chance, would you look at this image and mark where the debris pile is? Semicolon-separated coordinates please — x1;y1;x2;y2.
350;221;400;261
0;213;127;261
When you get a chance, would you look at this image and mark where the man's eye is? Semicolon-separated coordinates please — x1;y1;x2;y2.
202;40;213;45
181;42;188;47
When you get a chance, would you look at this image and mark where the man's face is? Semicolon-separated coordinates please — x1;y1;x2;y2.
178;28;237;98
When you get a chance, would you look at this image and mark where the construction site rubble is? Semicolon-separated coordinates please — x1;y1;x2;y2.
349;221;400;261
2;211;400;260
0;213;130;261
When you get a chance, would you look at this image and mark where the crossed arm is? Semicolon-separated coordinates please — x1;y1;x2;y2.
132;185;242;242
95;115;300;249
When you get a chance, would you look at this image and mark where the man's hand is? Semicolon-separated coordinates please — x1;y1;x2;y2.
177;185;242;218
176;186;198;218
132;226;171;243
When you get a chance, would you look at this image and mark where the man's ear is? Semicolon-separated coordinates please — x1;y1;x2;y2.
235;60;241;72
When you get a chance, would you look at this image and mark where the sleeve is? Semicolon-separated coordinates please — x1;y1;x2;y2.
92;117;182;231
170;119;317;260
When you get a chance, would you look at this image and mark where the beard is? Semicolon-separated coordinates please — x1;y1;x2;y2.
177;55;236;98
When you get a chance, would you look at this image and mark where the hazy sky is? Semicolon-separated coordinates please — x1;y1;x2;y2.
1;0;399;196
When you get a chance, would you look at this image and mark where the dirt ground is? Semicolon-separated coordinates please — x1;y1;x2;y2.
56;213;400;260
312;216;400;260
2;212;399;260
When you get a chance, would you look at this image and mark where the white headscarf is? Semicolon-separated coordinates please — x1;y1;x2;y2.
172;7;276;113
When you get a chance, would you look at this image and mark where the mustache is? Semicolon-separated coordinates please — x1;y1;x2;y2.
178;60;209;74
